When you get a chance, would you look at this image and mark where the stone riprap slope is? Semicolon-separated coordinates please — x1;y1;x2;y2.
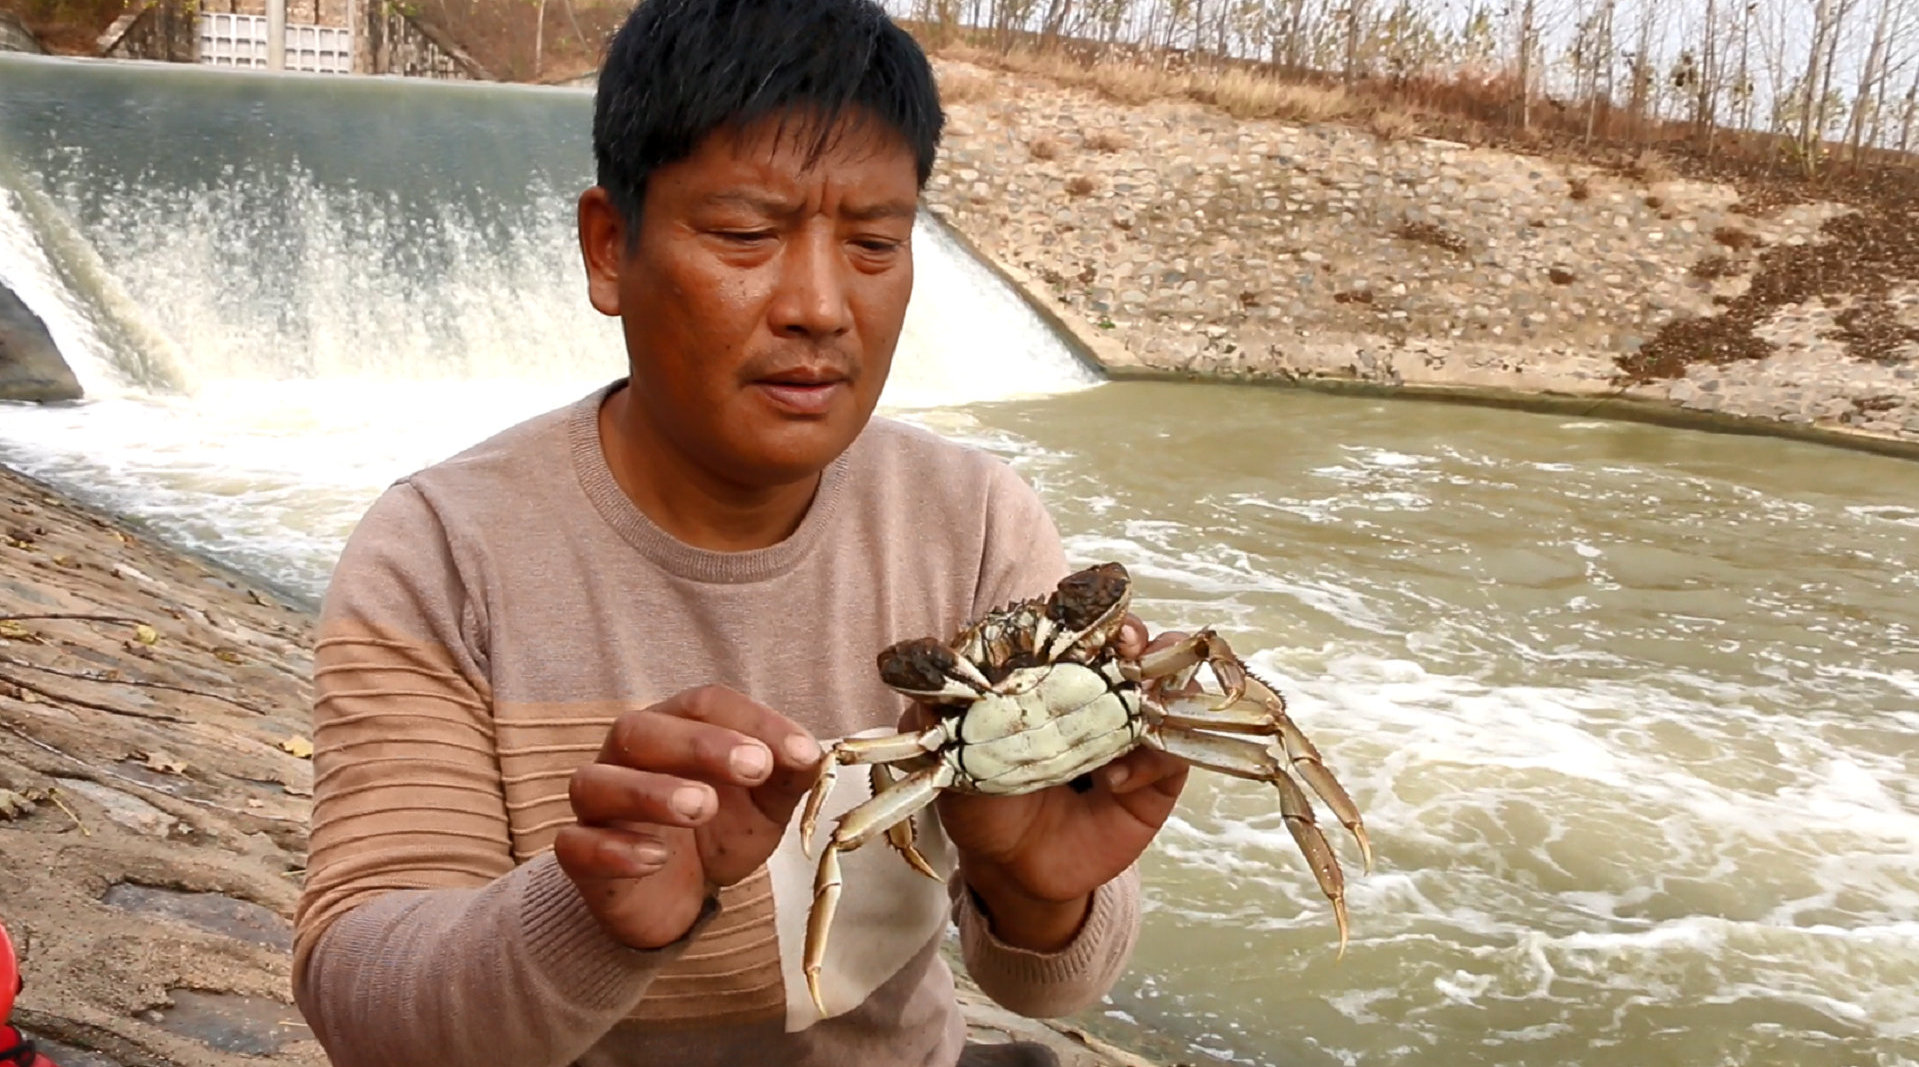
0;464;1158;1067
924;58;1919;453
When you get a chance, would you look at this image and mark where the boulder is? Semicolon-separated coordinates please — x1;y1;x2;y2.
0;10;46;53
0;281;82;402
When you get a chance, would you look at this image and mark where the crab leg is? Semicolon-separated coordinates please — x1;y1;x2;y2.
1143;724;1354;958
799;723;952;856
806;762;955;1016
1131;628;1252;707
873;763;939;881
1158;681;1373;875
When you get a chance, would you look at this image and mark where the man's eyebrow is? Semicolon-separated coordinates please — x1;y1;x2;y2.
696;192;917;224
841;200;918;223
700;191;803;217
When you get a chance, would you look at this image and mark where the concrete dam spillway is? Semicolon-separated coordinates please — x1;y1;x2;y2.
0;51;1101;590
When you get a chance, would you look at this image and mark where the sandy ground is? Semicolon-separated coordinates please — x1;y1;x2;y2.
0;462;1158;1067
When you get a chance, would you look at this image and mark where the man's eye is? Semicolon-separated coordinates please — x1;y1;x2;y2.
717;230;775;244
855;239;902;253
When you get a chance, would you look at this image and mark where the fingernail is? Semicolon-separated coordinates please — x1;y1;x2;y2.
1104;764;1131;791
631;841;670;867
731;742;771;779
671;785;711;819
784;734;821;766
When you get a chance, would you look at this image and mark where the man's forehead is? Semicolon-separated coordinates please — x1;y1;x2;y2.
676;118;920;215
711;107;915;168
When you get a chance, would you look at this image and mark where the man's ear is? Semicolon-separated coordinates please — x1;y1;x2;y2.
578;186;627;317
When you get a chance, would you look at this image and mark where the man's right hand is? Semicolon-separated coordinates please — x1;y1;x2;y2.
555;685;824;950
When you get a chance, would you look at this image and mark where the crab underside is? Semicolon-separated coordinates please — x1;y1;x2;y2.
796;562;1373;1017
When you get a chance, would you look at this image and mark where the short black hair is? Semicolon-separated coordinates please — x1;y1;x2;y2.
592;0;944;227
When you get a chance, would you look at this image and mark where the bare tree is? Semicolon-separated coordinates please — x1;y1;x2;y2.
1517;0;1537;127
1902;66;1919;153
1344;0;1367;86
1626;0;1657;134
1697;0;1721;144
1848;0;1895;160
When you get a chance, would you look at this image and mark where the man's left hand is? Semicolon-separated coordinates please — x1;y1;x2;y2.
929;617;1194;952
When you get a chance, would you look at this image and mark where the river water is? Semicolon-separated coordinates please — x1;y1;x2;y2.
2;53;1916;1067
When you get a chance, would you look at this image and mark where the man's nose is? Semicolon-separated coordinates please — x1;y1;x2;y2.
768;229;853;340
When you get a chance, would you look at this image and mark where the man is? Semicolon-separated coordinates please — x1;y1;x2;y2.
290;0;1189;1063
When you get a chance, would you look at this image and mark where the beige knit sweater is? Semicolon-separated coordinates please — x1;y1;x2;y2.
291;383;1142;1067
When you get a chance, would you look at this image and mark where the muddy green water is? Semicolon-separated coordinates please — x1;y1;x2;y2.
924;382;1919;1067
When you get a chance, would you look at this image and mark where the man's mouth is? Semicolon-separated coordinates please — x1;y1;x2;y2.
751;367;850;416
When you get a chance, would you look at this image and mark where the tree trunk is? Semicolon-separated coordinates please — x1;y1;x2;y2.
1814;0;1854;141
1586;0;1615;143
1284;0;1308;73
1518;0;1535;129
1697;0;1718;148
1800;0;1833;159
1847;0;1893;162
533;0;545;79
1735;0;1752;135
1627;1;1653;140
1900;69;1919;155
1344;0;1364;86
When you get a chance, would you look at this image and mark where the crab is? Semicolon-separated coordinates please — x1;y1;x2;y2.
797;561;1373;1016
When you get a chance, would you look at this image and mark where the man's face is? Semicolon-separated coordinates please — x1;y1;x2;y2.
581;110;920;490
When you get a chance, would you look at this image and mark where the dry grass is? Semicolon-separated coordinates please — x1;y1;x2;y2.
1713;225;1763;250
939;69;995;105
1085;127;1131;153
937;43;1424;142
1367;108;1422;142
1568;177;1593;201
1028;135;1065;161
1627;149;1677;185
1395;220;1470;255
1196;68;1357;123
1065;174;1099;196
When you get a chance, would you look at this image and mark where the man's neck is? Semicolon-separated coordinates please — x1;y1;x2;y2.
596;386;820;552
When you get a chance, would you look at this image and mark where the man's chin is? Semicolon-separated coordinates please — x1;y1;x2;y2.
728;413;871;487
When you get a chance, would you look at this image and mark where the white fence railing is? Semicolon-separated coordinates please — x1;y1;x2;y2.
198;13;352;74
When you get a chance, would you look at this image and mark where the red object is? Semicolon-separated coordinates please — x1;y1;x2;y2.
0;920;16;1022
0;919;59;1067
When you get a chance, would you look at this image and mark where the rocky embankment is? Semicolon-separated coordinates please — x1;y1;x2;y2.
0;283;82;403
0;465;1156;1067
924;58;1919;456
0;11;46;54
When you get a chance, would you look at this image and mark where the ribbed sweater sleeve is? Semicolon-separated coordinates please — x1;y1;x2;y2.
951;462;1145;1018
291;482;710;1067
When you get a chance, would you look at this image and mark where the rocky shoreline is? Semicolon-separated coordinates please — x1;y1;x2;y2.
0;462;1158;1067
922;57;1919;458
